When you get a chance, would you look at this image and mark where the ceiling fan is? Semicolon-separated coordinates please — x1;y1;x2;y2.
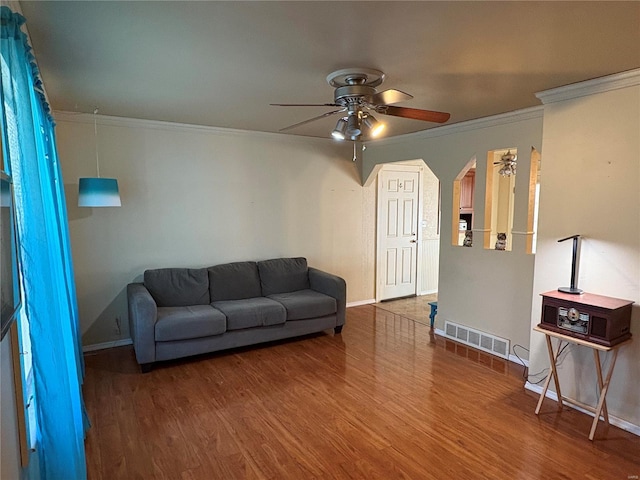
271;68;450;141
494;150;517;176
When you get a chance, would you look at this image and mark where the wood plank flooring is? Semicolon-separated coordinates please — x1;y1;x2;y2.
373;294;437;326
83;305;640;479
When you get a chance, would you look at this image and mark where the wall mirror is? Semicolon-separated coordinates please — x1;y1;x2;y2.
483;148;516;251
451;156;476;247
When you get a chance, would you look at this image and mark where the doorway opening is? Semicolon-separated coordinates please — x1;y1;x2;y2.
375;161;440;303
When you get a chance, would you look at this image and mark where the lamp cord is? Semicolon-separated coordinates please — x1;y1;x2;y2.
93;107;100;178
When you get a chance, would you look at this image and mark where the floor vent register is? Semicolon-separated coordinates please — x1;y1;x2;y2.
444;321;510;360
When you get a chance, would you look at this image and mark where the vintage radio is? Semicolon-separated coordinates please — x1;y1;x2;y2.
538;291;633;346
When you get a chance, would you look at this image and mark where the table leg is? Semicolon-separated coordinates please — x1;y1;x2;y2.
592;349;609;425
548;336;564;410
589;348;620;441
428;302;437;329
535;335;563;414
535;366;553;415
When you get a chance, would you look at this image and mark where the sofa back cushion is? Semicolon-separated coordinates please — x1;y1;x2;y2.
144;268;210;307
257;257;309;296
208;261;262;301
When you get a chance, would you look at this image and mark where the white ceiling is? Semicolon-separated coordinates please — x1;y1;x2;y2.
21;1;640;140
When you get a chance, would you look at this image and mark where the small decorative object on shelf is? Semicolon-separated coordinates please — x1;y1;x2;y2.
495;232;506;250
463;230;473;247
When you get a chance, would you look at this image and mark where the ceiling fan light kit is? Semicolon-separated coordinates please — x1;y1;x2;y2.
362;114;384;137
331;118;348;140
345;113;362;138
271;67;451;143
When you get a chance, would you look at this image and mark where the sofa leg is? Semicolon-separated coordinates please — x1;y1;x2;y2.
334;325;343;334
140;363;154;373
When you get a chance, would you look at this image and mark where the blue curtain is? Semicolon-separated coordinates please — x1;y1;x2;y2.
1;7;88;480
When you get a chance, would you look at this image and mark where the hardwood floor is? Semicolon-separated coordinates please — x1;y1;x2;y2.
83;305;640;479
373;294;437;326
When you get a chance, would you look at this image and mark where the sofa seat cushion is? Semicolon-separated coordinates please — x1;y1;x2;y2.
144;268;210;307
268;289;337;321
155;305;226;341
208;261;262;301
212;297;286;331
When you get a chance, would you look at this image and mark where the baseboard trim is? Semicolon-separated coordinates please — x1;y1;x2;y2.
510;354;529;368
347;299;376;308
83;338;133;353
525;382;640;437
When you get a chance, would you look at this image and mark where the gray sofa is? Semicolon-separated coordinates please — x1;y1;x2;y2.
127;257;346;372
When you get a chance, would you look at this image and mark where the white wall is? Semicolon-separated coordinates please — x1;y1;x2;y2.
55;114;376;346
364;109;543;357
529;73;640;429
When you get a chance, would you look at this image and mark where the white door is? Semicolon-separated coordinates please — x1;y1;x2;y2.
377;168;420;300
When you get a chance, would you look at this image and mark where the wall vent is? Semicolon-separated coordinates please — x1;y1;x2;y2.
443;321;510;360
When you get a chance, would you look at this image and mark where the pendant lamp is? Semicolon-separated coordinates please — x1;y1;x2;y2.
78;108;121;207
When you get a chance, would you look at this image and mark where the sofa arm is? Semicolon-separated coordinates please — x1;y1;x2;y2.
308;267;346;327
127;283;158;366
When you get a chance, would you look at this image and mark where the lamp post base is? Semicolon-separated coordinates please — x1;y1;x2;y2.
558;287;583;295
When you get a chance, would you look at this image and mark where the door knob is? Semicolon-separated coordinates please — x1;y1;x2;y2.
410;239;417;243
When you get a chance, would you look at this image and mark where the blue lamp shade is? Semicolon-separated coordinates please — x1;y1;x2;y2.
78;178;121;207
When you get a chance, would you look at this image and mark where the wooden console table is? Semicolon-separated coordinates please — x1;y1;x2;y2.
533;326;631;440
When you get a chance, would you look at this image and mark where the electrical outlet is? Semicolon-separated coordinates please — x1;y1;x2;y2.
114;316;122;336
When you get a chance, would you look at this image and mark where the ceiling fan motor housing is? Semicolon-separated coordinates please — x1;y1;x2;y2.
334;85;375;109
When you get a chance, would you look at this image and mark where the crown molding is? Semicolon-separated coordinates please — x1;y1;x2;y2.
53;110;342;148
54;106;544;149
368;106;544;147
536;68;640;105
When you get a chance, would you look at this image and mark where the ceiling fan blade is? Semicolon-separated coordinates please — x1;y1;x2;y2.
369;89;413;105
377;105;450;123
271;103;340;107
279;108;346;132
